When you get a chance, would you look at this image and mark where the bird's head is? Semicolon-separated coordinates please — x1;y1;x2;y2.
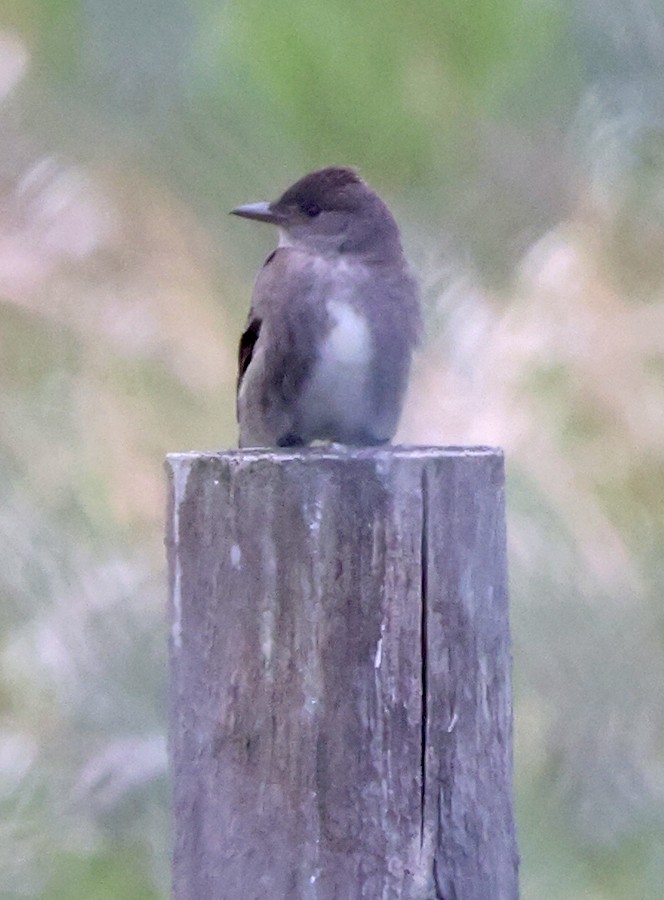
231;167;402;259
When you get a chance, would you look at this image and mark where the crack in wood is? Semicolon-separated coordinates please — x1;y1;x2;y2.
420;465;429;850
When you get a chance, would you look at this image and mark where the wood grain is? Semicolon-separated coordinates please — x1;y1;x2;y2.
166;446;518;900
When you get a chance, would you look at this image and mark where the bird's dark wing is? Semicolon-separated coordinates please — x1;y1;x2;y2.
236;248;328;444
245;249;325;399
237;317;261;393
236;251;275;398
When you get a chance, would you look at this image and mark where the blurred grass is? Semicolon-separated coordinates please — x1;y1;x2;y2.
1;1;663;897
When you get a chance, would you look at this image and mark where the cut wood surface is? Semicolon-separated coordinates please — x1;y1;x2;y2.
166;446;518;900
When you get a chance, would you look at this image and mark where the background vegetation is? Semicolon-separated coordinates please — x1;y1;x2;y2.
1;1;663;897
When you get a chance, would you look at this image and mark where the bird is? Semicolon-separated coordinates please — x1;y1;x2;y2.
231;167;421;448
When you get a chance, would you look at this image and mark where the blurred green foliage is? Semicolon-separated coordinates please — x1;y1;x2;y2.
1;1;663;897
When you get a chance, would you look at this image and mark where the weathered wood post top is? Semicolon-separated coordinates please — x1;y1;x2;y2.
166;445;518;900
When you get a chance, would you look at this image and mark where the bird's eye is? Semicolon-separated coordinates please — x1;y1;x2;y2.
303;203;321;218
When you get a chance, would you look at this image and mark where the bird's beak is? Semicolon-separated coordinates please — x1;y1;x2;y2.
230;201;282;224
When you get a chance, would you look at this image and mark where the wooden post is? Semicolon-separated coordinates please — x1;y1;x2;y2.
166;447;518;900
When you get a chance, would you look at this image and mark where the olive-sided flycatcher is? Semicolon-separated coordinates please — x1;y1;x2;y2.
231;167;421;448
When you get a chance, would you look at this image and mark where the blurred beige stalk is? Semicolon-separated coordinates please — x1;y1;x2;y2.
0;34;237;524
402;216;664;595
0;31;26;99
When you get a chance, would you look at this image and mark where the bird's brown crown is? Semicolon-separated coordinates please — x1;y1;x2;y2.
277;167;364;212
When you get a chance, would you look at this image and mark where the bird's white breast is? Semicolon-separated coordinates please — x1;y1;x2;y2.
299;291;373;437
324;299;371;369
